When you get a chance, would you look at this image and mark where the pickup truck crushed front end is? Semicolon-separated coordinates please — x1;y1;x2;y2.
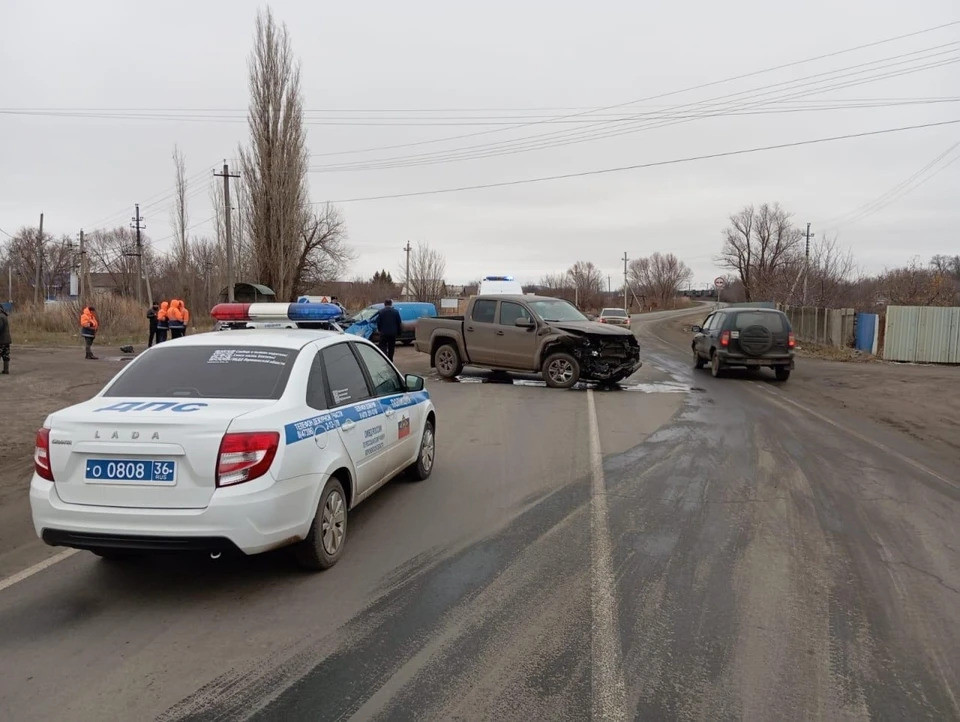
563;330;642;382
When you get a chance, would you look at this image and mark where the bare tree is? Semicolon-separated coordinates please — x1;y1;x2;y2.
719;203;803;302
239;8;310;300
566;260;604;309
170;146;190;299
628;253;692;309
403;242;446;306
293;204;353;296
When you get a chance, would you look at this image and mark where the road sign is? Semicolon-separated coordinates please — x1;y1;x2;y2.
714;277;726;289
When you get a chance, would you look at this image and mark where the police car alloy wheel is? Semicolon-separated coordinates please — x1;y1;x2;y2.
410;420;435;481
295;476;348;570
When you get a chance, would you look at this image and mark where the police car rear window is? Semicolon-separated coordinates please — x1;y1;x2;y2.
104;346;298;399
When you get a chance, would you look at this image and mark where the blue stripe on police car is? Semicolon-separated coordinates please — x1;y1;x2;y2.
284;391;429;445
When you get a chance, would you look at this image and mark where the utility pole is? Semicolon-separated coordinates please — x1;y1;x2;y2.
403;240;412;300
622;251;628;312
214;162;241;302
77;229;85;307
131;204;146;304
802;222;814;307
34;212;44;304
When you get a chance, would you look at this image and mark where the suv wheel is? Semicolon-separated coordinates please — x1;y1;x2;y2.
294;477;348;570
693;347;705;369
710;353;723;378
774;367;791;382
543;352;581;389
434;343;463;379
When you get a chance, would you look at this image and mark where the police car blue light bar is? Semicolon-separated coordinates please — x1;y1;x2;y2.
211;302;344;323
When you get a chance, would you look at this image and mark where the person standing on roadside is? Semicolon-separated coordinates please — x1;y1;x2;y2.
0;304;11;375
168;299;185;339
181;301;190;336
376;298;403;362
147;301;159;347
156;300;169;343
80;305;99;360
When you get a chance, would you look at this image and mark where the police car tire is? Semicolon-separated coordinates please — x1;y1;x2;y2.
294;477;348;571
410;420;436;481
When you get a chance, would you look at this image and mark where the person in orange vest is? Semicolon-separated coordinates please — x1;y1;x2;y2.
181;301;191;335
155;300;169;343
168;299;185;339
80;305;99;360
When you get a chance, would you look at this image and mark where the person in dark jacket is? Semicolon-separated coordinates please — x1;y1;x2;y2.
147;301;159;347
376;299;403;361
0;304;11;375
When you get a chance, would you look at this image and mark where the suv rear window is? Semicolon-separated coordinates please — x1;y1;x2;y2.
732;312;786;332
104;346;298;399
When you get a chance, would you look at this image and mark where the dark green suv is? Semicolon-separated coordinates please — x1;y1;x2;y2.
691;308;796;381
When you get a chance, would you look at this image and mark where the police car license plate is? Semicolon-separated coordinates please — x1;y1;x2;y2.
84;459;177;484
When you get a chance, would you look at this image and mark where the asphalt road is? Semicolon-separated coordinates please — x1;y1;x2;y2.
0;309;958;721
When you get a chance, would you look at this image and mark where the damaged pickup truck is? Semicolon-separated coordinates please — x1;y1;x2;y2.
414;294;641;388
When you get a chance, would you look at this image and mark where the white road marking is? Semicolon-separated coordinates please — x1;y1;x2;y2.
752;383;959;492
0;549;78;594
586;389;627;721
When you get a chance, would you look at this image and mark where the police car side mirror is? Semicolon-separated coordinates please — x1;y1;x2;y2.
691;325;702;333
405;374;425;392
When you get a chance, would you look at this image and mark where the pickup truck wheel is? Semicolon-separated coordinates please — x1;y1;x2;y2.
434;343;463;378
543;352;581;389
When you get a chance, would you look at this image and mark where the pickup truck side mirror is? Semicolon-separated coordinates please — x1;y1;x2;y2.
405;374;425;392
515;318;535;329
691;325;702;333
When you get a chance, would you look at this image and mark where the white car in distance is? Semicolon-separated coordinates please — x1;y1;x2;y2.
30;326;436;570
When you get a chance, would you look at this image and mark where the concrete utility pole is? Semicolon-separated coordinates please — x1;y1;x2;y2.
131;204;146;304
622;251;628;311
802;222;815;307
78;229;85;307
403;240;412;300
215;162;241;302
34;212;44;304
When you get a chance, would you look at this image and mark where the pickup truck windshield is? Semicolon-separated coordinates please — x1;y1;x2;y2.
528;300;588;322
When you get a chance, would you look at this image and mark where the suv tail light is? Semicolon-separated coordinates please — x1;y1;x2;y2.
35;428;55;481
720;330;730;347
216;432;280;487
788;331;796;348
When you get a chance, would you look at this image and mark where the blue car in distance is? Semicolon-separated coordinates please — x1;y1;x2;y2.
345;302;438;344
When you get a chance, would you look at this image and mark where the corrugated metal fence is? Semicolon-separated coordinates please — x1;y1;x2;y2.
883;306;960;363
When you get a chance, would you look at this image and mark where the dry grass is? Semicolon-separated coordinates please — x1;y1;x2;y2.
795;341;877;363
8;296;211;347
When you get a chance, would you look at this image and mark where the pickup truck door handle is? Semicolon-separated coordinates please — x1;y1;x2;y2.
466;326;474;332
495;330;504;336
341;420;356;431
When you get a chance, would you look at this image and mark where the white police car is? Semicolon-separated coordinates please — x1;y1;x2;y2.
30;303;436;570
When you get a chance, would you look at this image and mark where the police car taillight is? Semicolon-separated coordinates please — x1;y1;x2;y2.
35;428;55;481
216;432;280;487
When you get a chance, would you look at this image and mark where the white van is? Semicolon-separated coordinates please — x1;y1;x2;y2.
478;275;524;295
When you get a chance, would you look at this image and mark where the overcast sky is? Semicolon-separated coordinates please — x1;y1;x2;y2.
1;0;958;288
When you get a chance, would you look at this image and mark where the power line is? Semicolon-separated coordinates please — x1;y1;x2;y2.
311;119;960;204
308;45;960;172
305;19;960;159
820;141;960;228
